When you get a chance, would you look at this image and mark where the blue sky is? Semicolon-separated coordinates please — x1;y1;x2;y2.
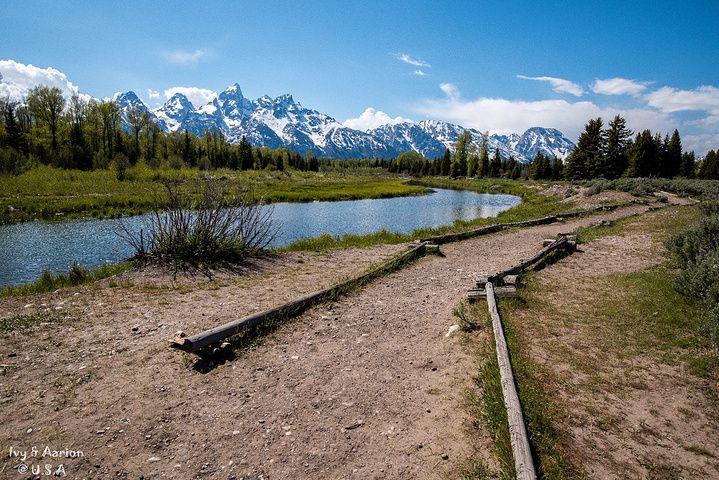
1;0;719;153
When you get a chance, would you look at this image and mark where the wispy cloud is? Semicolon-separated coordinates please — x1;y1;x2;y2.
517;75;584;97
164;49;212;66
164;86;217;108
393;53;431;68
413;69;429;77
343;107;413;131
147;89;160;100
439;83;460;101
592;77;649;96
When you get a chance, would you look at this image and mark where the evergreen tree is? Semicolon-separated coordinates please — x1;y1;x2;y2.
679;151;696;178
564;118;605;179
489;148;502;177
698;150;719;180
664;129;682;178
478;132;490;178
604;115;632;179
440;148;451;176
626;130;657;177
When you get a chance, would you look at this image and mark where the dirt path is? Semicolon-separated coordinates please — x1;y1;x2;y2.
0;201;667;479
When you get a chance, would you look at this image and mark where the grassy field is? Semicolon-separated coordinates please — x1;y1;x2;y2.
0;164;429;224
466;205;719;478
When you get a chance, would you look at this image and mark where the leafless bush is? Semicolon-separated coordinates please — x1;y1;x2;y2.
118;177;277;272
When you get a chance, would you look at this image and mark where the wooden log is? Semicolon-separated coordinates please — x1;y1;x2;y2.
486;283;537;480
468;286;517;300
489;236;568;283
502;275;519;285
542;238;555;247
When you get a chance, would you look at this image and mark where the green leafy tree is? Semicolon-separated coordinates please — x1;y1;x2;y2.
26;85;65;151
664;129;682;178
698;150;719;180
450;130;472;178
440;148;451;176
626;130;658;177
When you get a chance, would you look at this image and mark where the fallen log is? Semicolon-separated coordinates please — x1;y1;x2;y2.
486;282;537;480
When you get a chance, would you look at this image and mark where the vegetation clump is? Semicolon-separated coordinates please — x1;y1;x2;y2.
667;201;719;348
119;177;277;273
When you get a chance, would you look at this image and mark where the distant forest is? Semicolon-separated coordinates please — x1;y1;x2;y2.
1;85;718;181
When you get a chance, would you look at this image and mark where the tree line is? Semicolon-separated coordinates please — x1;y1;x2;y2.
2;83;718;181
0;85;324;177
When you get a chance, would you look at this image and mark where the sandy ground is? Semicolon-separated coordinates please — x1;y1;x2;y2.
0;195;695;479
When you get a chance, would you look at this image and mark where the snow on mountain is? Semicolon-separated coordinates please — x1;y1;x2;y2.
115;84;575;161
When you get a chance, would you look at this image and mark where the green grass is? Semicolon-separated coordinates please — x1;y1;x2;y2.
0;310;64;332
0;262;131;298
470;298;580;480
0;164;429;224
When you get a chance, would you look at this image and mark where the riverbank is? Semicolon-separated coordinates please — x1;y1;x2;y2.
0;195;681;479
0;165;429;224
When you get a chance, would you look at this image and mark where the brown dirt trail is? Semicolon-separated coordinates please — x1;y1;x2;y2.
0;202;664;479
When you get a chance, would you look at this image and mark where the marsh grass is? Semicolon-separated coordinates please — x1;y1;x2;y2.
0;164;428;223
0;262;130;298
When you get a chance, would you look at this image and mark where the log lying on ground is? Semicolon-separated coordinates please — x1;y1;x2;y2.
486;282;537;480
468;285;518;300
172;242;431;353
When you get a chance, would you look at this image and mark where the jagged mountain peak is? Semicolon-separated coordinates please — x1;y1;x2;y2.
114;85;575;160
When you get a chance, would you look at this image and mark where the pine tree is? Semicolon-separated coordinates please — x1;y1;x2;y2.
698;150;719;180
679;151;696;178
664;129;682;178
440;148;451;176
565;118;605;179
604;115;632;179
489;148;502;177
626;130;657;177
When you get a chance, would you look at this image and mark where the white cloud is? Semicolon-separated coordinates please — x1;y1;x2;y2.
163;86;217;108
393;53;431;68
417;83;675;143
683;134;719;157
164;49;211;66
147;89;160;100
592;77;648;96
343;107;413;131
413;69;429;77
0;59;87;101
646;85;719;114
517;75;584;97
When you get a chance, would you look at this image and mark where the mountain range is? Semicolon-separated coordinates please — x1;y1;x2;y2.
114;83;575;162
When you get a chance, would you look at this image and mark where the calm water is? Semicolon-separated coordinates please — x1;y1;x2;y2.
0;189;520;287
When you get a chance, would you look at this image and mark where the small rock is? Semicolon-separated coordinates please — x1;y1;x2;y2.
232;430;240;436
445;324;460;337
131;326;139;332
175;331;185;338
26;427;33;434
441;453;449;460
148;457;160;463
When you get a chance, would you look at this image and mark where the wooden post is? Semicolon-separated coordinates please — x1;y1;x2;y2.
486;282;537;480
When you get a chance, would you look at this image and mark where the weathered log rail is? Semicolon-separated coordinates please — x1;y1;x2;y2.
486;282;537;480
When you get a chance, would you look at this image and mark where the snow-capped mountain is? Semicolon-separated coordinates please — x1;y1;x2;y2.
114;84;575;162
